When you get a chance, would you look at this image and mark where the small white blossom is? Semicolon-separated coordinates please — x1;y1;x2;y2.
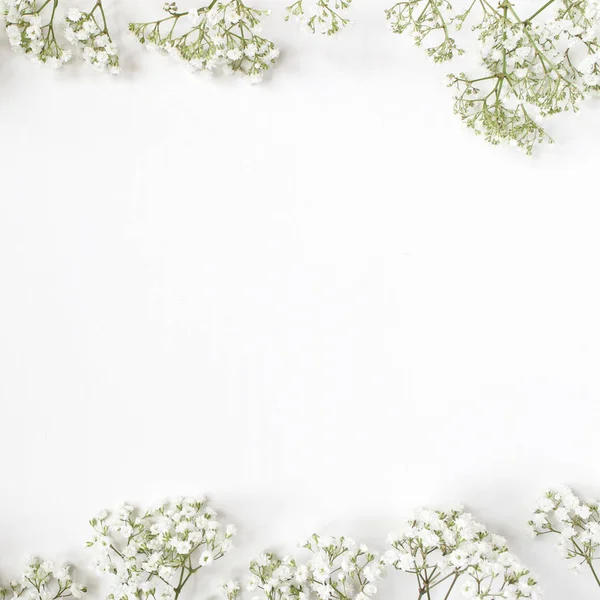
6;558;87;600
3;0;71;66
387;0;600;153
531;486;600;586
129;0;279;81
387;507;541;600
88;497;236;600
65;3;120;74
67;7;82;21
286;0;353;36
249;535;385;600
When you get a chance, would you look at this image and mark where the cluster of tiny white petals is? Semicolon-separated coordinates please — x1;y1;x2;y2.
87;496;237;600
129;1;279;83
222;581;241;600
0;557;87;600
65;5;120;74
530;486;600;579
3;0;71;67
387;0;600;153
478;17;585;115
557;0;600;92
386;0;460;62
285;0;353;35
248;534;385;600
385;507;541;600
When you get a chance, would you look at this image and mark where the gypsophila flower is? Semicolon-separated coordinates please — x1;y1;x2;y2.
65;1;120;74
386;0;460;62
87;496;236;600
387;0;600;153
222;580;240;600
448;73;553;155
285;0;353;35
530;486;600;587
3;0;71;66
129;1;279;82
2;557;87;600
385;506;542;599
248;534;386;600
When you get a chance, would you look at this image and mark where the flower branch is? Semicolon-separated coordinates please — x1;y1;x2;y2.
530;485;600;587
65;1;120;73
384;507;541;600
87;496;237;600
0;558;86;600
285;0;353;35
4;0;71;66
247;535;385;600
387;0;600;153
129;1;279;82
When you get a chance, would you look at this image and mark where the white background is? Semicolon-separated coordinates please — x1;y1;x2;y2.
1;0;600;598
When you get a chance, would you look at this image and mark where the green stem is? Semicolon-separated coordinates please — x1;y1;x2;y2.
589;561;600;588
442;574;459;600
525;0;557;22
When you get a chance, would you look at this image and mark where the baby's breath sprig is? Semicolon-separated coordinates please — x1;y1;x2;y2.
530;485;600;586
87;497;237;600
449;1;584;153
1;557;87;600
387;0;600;153
248;535;386;600
129;0;280;83
3;0;71;67
221;581;240;600
448;72;552;154
555;0;600;92
285;0;353;36
385;0;461;62
385;507;541;600
65;2;120;74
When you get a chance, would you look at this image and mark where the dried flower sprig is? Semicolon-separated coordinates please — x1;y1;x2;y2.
530;485;600;586
65;2;120;74
0;557;87;600
285;0;353;35
3;0;71;67
87;496;237;600
129;1;280;83
387;0;600;153
248;534;386;600
385;507;541;600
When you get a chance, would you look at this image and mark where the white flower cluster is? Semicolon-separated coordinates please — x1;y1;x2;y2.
387;0;600;153
556;0;600;91
65;4;120;74
0;557;86;600
87;496;237;600
478;17;585;115
248;534;385;600
3;0;71;67
386;0;460;62
530;485;600;583
285;0;353;36
221;581;241;600
384;507;541;600
129;1;280;83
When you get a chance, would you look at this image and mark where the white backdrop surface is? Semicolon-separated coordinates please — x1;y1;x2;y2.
1;1;600;598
